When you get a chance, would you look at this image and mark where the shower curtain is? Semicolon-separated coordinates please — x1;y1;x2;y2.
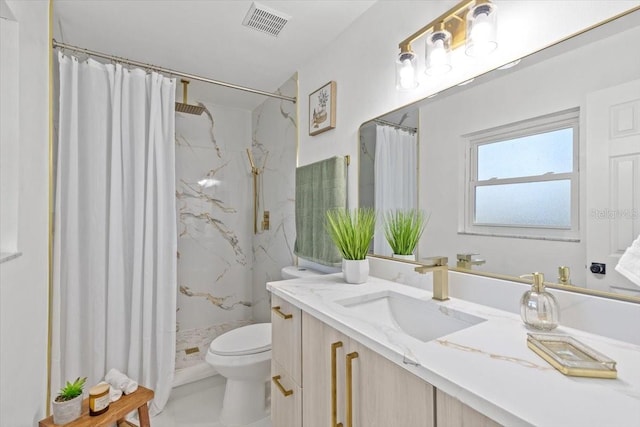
52;52;177;415
373;124;418;256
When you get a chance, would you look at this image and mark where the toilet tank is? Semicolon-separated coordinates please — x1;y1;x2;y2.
280;266;325;280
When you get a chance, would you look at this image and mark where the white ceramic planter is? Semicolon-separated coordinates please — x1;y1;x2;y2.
52;394;83;425
342;259;369;284
392;254;416;261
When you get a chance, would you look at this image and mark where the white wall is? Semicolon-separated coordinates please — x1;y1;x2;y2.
0;1;50;426
297;0;640;207
0;5;20;255
419;23;640;286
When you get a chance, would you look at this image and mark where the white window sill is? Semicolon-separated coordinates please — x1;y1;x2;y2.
458;231;579;243
0;252;22;264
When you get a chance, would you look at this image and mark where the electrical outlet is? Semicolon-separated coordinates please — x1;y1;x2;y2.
262;211;270;231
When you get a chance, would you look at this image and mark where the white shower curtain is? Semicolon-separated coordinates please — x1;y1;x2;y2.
52;52;177;415
374;125;418;256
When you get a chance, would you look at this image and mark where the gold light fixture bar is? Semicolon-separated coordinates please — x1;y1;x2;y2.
399;0;490;53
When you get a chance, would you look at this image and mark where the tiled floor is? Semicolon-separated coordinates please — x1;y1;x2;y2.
152;375;271;427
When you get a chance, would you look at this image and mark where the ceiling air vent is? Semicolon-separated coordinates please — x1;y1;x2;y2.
242;2;290;37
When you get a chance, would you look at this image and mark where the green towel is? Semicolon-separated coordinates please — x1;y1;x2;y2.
294;156;347;266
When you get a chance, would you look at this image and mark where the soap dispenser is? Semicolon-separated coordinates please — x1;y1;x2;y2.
520;272;559;330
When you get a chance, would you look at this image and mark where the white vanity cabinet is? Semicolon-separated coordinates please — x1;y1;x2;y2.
302;312;434;427
269;274;640;426
270;295;302;427
272;304;502;427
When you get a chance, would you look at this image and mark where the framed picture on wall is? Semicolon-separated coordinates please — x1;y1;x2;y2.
309;81;336;136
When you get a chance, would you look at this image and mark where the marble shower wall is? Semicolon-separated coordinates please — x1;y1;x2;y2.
251;74;298;323
175;103;254;332
359;123;375;209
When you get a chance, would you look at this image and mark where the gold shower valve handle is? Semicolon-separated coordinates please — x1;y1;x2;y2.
271;306;293;319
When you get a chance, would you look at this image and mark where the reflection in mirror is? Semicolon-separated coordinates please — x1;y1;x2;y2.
359;10;640;302
359;112;419;258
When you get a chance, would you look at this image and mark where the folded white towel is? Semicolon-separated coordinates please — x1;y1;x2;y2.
616;233;640;288
123;379;138;395
98;381;123;402
105;368;138;395
105;368;128;390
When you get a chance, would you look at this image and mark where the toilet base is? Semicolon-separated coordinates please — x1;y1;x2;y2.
219;378;269;427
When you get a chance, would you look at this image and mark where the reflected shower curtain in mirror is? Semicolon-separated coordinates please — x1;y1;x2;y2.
52;52;177;415
374;125;418;256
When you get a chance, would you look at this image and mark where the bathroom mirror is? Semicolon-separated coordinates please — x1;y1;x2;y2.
359;9;640;302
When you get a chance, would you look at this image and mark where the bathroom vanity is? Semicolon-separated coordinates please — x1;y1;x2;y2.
267;273;640;427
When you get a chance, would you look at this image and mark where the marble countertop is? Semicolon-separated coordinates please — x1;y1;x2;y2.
267;273;640;427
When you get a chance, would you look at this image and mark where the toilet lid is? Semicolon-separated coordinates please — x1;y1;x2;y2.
209;323;271;356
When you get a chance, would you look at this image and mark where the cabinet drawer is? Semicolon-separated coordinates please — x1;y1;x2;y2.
271;295;302;384
271;360;302;427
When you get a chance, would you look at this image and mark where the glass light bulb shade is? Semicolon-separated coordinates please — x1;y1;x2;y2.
425;30;452;76
466;2;498;57
396;52;419;90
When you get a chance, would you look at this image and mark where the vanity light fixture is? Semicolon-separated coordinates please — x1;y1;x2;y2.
465;1;498;57
425;24;452;76
396;48;419;90
396;0;497;89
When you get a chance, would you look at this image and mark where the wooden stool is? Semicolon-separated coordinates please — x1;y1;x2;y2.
39;386;154;427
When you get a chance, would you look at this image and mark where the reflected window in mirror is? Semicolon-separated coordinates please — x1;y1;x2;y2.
463;108;579;240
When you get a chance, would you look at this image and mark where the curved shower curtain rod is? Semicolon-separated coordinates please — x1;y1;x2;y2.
52;39;297;104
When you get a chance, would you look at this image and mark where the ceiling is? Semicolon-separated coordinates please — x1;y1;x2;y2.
53;0;376;110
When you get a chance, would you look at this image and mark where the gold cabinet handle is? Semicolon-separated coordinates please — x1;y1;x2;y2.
272;375;293;397
331;341;343;427
272;306;293;319
345;352;359;427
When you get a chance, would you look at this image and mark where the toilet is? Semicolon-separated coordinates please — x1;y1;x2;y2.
206;323;272;426
206;265;325;426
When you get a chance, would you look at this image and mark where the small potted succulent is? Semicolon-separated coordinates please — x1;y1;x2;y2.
52;377;86;424
326;207;376;284
383;209;429;261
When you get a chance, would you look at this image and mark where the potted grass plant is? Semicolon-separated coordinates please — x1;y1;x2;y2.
384;209;428;261
326;207;376;284
52;377;86;424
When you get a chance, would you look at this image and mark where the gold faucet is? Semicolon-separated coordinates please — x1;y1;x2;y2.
558;266;571;286
456;253;486;269
414;256;449;301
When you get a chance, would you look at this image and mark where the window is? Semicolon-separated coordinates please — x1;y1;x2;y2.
463;108;579;240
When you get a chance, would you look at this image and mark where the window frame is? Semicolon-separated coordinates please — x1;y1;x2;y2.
462;108;580;241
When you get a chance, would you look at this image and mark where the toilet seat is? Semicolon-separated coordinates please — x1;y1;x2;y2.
209;323;271;356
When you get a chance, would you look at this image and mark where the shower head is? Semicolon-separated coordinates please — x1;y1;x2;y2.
176;102;205;115
175;79;205;115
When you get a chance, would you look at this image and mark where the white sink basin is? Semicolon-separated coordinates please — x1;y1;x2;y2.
336;290;486;342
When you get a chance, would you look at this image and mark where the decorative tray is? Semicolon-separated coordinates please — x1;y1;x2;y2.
527;333;617;379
